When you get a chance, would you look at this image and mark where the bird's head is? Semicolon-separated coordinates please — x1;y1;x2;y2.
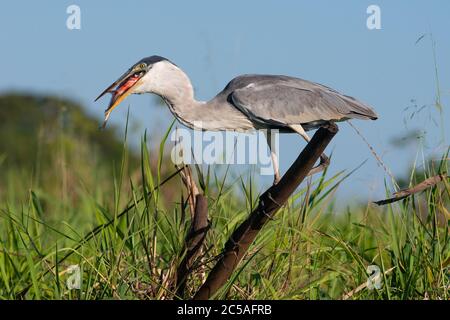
95;55;176;128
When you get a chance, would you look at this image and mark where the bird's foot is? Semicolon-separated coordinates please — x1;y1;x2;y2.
307;154;330;176
273;173;281;185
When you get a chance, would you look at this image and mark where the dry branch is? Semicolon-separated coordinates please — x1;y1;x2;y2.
175;163;210;298
374;174;448;206
176;194;209;298
193;123;338;300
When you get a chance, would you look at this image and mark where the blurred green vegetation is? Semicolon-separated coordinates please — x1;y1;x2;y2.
0;94;179;213
0;93;126;169
0;94;130;205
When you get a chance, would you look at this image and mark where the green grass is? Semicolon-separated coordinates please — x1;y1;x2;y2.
0;125;448;300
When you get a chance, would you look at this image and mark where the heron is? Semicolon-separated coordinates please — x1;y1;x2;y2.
96;55;378;184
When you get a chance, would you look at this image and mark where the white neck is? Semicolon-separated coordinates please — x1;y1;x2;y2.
139;61;201;104
134;60;253;131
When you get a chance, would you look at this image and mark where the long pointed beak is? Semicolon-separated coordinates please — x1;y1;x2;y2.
95;69;142;128
95;69;130;102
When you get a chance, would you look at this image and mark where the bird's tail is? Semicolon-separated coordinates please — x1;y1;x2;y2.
341;95;378;120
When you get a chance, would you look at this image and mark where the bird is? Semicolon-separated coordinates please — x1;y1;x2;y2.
96;55;378;184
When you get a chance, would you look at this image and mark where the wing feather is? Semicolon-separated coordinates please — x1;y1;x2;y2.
228;76;377;127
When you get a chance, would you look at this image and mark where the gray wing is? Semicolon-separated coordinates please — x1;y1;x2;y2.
227;75;378;128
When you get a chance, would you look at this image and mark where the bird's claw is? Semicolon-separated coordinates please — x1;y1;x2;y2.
307;154;330;176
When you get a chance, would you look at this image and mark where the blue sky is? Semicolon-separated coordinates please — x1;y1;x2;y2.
0;1;449;200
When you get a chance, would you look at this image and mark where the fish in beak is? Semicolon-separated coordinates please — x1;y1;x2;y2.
95;67;145;129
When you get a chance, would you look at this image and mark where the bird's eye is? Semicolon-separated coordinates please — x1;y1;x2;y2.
139;63;146;69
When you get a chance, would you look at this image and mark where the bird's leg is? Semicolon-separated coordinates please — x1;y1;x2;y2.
264;130;281;185
271;148;281;184
288;124;330;176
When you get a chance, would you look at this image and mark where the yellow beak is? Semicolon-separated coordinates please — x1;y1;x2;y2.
95;68;143;129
